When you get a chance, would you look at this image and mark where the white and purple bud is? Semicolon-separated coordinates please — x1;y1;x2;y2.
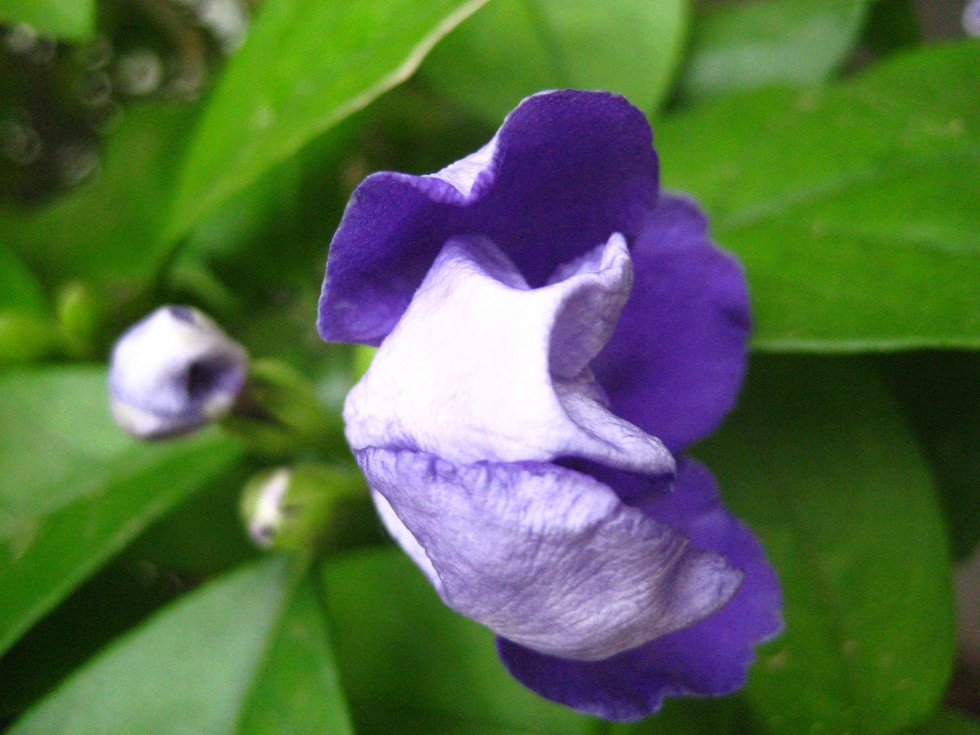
241;467;293;549
108;305;248;439
240;464;373;552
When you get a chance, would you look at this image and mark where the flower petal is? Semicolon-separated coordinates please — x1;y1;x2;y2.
318;90;659;345
344;234;673;477
592;194;751;452
497;459;782;721
357;447;743;662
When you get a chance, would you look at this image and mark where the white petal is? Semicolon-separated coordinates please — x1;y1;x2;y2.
344;234;674;478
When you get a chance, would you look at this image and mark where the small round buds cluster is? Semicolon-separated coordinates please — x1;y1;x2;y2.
108;305;248;439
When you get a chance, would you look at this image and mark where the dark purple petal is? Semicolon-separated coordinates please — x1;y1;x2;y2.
318;90;659;345
592;194;751;453
358;447;743;662
498;459;782;721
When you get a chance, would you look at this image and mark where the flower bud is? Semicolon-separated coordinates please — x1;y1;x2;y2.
240;464;372;552
108;305;248;439
56;281;102;359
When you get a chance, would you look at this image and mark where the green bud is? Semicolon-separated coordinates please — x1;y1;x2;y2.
0;310;62;365
240;463;374;553
55;281;102;359
224;359;347;457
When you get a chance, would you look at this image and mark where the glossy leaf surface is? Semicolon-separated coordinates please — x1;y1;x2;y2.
7;559;352;734
170;0;489;237
658;41;980;350
699;357;956;734
0;368;242;655
422;0;688;121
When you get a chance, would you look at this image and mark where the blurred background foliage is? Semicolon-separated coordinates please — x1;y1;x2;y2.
0;0;977;733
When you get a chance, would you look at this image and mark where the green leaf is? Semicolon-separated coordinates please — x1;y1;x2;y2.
875;351;980;560
174;119;355;321
677;0;869;100
9;558;353;735
657;40;980;350
609;696;754;734
698;356;956;735
0;367;243;655
0;559;191;719
0;245;45;313
119;464;262;577
370;720;553;735
233;573;354;735
0;0;95;41
863;0;921;57
0;104;197;290
0;246;59;365
906;709;980;735
420;0;688;123
321;547;592;735
169;0;490;239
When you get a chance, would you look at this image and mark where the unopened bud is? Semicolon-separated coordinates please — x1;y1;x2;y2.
56;281;101;358
241;464;372;552
108;305;248;439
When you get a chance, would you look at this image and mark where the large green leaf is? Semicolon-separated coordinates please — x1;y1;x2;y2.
0;246;55;365
420;0;688;122
0;104;197;290
0;0;95;41
321;547;591;735
698;357;956;735
875;351;980;560
677;0;869;100
169;0;490;239
173;120;357;358
863;0;921;57
235;573;354;735
8;558;353;735
908;709;980;735
657;41;980;350
0;367;242;655
609;697;754;735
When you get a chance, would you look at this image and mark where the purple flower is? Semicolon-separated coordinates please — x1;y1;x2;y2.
317;90;782;720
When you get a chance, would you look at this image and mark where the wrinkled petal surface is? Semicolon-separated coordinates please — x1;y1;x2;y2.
344;234;674;477
318;90;659;345
498;459;782;720
108;306;248;439
593;195;751;452
359;448;743;662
